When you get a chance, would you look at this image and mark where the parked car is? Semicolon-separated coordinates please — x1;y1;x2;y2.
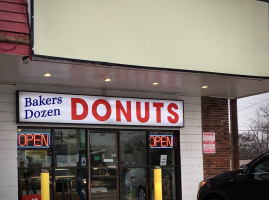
197;151;269;200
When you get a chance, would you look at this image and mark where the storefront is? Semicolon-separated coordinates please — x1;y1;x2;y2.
17;91;183;200
1;2;268;200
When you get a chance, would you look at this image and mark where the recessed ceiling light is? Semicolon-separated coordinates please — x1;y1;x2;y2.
202;85;208;89
44;73;51;77
104;78;111;82
153;82;159;86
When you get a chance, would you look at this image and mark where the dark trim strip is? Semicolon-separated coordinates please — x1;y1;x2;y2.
32;54;269;80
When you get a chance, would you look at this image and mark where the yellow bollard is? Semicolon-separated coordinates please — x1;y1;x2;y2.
154;166;162;200
41;170;50;200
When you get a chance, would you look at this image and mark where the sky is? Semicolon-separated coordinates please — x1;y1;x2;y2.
237;92;269;132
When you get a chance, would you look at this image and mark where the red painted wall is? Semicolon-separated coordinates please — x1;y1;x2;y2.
0;0;30;55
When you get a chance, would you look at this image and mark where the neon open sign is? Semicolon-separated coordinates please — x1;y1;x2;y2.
17;132;50;148
149;135;173;148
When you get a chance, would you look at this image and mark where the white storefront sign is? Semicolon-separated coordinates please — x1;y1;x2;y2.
17;91;184;127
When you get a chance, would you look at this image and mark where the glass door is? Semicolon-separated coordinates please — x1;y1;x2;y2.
119;130;181;200
89;131;118;200
119;131;148;200
148;131;180;200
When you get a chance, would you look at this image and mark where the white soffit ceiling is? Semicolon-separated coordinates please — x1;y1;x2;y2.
0;54;268;99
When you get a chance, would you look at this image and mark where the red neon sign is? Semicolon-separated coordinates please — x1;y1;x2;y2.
149;135;173;148
18;132;50;148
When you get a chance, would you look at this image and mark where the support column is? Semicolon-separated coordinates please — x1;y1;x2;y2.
230;99;239;170
201;97;230;178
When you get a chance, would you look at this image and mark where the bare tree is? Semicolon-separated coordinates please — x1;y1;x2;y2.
239;132;256;160
239;103;269;160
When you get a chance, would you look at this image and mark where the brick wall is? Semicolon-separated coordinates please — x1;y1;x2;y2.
201;97;230;178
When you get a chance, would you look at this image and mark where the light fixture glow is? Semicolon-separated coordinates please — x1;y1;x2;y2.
44;73;51;77
104;78;111;82
153;82;159;86
202;85;208;89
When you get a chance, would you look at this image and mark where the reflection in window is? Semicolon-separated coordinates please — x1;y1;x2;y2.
89;132;117;200
149;168;176;200
121;168;147;200
253;155;269;173
54;168;88;200
90;132;116;167
91;168;117;199
54;129;86;167
120;131;147;166
18;149;52;168
18;169;53;198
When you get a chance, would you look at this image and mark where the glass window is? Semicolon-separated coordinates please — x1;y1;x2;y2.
89;132;116;167
149;168;177;200
149;132;175;166
120;131;147;166
120;168;147;200
17;128;52;168
18;149;52;168
91;168;117;200
54;129;86;167
253;154;269;173
18;169;53;199
54;168;88;200
89;132;117;200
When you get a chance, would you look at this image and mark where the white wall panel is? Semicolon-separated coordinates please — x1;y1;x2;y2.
0;84;17;200
180;96;203;200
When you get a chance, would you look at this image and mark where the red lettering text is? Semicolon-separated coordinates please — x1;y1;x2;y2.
41;134;49;146
116;100;131;122
92;99;111;121
153;102;164;123
18;134;26;146
167;136;173;147
167;103;179;124
34;134;41;146
71;98;89;120
18;133;50;148
149;135;173;148
136;102;150;123
26;134;33;146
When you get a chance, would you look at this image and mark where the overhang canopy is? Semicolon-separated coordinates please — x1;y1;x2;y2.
0;53;268;99
0;0;268;98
